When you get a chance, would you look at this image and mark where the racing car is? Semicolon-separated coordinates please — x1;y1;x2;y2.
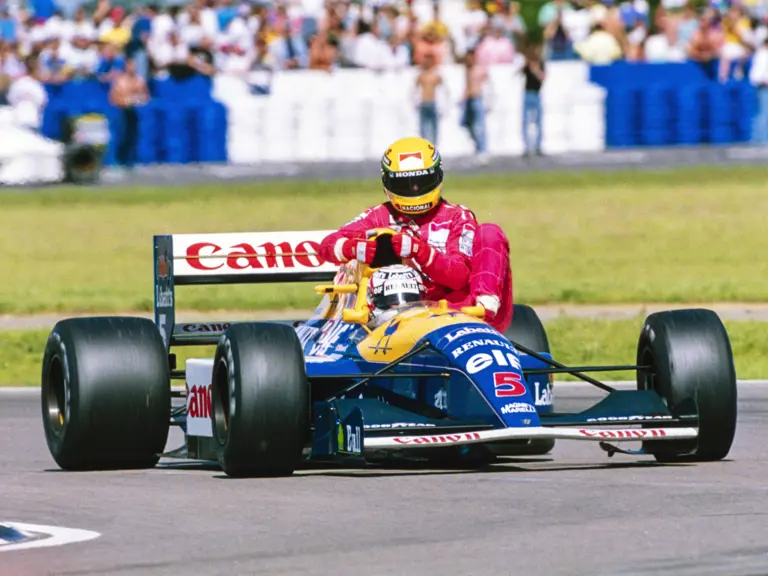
39;228;738;477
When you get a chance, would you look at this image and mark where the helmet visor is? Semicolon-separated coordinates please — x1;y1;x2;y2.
372;287;424;312
382;166;443;198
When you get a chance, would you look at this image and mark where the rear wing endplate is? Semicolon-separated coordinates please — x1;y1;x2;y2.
153;230;337;350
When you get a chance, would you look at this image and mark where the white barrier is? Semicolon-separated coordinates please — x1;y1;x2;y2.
213;61;606;164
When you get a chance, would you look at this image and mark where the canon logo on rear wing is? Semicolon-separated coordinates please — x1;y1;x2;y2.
185;241;326;271
169;231;339;279
173;323;233;335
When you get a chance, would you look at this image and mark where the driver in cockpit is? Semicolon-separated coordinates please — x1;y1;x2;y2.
366;264;427;328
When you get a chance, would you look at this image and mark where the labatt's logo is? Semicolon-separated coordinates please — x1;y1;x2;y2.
185;240;325;271
443;325;498;344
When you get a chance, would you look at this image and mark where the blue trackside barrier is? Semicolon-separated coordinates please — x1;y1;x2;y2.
590;61;757;148
40;75;227;165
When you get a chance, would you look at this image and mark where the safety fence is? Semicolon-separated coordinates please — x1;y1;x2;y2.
35;60;758;167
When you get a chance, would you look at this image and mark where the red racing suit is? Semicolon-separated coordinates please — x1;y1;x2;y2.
318;200;514;332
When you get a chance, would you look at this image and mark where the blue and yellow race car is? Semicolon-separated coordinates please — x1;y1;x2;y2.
39;229;738;476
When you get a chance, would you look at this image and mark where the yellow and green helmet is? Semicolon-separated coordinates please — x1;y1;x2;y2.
380;136;444;216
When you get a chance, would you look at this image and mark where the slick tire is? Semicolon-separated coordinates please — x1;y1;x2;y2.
497;304;555;456
41;317;171;470
636;309;737;462
211;323;310;477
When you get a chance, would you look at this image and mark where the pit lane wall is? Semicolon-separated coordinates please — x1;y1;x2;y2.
214;60;606;163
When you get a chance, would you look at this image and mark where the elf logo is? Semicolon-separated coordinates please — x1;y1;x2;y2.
465;349;522;375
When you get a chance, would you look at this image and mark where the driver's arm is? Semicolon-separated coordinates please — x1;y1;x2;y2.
394;213;476;291
421;216;476;290
319;207;386;264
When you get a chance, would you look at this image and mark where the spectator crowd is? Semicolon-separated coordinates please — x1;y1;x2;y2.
2;0;768;158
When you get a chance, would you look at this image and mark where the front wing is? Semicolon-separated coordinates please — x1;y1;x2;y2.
363;425;698;450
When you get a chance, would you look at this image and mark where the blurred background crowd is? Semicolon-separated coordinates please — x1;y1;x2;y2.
3;0;768;168
2;0;768;83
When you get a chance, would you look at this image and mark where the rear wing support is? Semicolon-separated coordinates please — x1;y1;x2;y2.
154;234;176;350
153;230;338;351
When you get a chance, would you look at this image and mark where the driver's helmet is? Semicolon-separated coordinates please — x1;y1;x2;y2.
366;264;426;327
380;136;444;216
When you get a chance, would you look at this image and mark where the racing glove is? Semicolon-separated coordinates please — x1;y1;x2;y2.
477;294;501;320
336;237;378;264
391;232;434;268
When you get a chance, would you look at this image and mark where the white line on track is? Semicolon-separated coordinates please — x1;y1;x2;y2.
0;522;101;552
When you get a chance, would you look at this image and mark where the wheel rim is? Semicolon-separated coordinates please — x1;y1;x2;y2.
45;356;67;437
212;357;231;445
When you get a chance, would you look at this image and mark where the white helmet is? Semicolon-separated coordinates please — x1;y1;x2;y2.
366;265;426;327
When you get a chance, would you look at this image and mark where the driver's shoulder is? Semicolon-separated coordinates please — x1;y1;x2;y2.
345;203;391;225
439;200;479;223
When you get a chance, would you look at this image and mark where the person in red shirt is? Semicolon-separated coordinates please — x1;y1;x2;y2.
318;136;514;332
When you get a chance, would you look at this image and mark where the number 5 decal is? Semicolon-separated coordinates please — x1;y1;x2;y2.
493;372;525;397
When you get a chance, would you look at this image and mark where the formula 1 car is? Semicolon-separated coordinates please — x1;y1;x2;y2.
40;229;738;477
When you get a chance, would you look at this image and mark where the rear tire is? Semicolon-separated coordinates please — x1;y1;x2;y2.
497;304;555;456
41;317;170;470
211;323;310;477
636;309;737;462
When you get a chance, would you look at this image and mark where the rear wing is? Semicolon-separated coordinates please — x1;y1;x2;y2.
153;230;337;350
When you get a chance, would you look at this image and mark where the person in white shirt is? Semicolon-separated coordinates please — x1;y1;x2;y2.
149;28;190;78
217;5;255;74
177;0;219;40
379;32;410;70
7;55;47;132
463;0;489;51
61;7;97;45
352;18;386;69
574;22;624;64
749;37;768;144
643;19;687;62
1;41;26;81
62;31;100;78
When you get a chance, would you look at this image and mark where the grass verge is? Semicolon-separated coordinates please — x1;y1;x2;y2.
2;165;768;314
3;317;766;386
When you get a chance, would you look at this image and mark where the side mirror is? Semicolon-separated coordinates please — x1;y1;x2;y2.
461;305;486;319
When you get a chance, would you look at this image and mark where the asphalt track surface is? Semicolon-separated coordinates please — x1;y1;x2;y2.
3;382;767;576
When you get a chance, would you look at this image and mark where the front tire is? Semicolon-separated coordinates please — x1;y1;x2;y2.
211;323;310;477
636;309;737;462
41;317;171;470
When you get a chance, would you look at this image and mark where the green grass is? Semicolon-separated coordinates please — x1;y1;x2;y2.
2;166;768;315
3;317;767;386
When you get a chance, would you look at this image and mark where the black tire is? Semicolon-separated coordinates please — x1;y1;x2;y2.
505;304;551;357
496;304;555;456
41;317;170;470
211;323;310;477
636;309;737;462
